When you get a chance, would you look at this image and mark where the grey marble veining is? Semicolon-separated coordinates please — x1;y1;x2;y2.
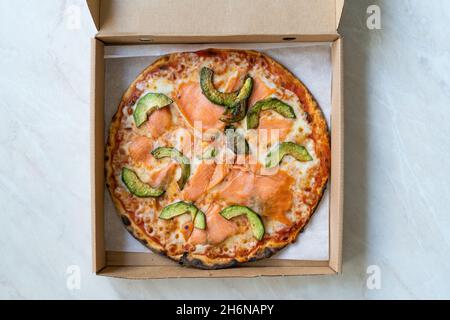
0;0;449;299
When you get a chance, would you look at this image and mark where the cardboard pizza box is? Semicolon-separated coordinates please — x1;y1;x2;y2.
88;0;344;279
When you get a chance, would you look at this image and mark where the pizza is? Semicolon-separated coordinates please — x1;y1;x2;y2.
105;49;330;269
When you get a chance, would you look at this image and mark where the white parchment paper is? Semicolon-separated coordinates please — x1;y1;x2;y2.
104;43;331;261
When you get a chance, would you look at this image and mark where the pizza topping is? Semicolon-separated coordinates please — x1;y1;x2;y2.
216;168;255;206
265;142;313;168
187;204;239;246
248;77;274;107
204;204;238;245
175;82;225;131
247;98;296;129
133;93;173;127
207;163;230;191
200;67;240;106
149;162;177;189
189;228;208;245
159;201;206;229
220;76;253;123
258;116;294;147
128;136;153;164
182;162;217;201
216;167;294;225
220;205;265;241
253;171;294;225
145;107;172;138
151;147;190;190
121;167;165;198
200;67;254;124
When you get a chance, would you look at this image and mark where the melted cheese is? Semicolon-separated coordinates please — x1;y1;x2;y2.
110;51;326;257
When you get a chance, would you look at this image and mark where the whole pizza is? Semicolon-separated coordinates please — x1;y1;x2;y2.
106;49;330;269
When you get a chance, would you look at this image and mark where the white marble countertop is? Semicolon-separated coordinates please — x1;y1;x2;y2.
1;0;450;299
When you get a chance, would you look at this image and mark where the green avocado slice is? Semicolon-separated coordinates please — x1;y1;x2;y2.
220;205;265;241
193;210;206;230
121;167;165;198
151;147;190;190
159;201;206;229
200;67;239;106
265;142;313;168
133;93;173;127
220;76;253;123
246;98;296;129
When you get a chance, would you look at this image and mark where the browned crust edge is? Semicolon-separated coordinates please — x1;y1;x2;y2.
105;49;330;270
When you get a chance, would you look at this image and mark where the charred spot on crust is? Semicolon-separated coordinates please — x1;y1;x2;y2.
121;215;131;226
196;49;216;58
179;253;239;270
305;112;313;123
262;247;276;259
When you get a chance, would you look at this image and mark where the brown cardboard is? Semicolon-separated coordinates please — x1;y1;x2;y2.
90;39;105;273
89;0;344;278
87;0;343;39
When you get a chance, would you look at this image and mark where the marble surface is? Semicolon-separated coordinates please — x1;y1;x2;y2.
1;0;450;299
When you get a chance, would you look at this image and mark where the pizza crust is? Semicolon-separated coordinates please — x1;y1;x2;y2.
105;49;330;269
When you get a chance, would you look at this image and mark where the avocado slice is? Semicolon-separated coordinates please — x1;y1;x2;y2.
159;201;206;229
193;210;206;230
220;76;253;123
247;98;296;129
133;93;173;127
265;142;313;168
200;67;239;106
200;67;254;124
151;147;190;189
121;167;165;198
220;205;265;241
225;125;249;155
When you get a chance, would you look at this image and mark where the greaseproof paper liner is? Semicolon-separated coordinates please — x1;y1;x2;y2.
104;43;331;261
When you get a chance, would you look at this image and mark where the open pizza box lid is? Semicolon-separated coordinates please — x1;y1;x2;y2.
87;0;344;42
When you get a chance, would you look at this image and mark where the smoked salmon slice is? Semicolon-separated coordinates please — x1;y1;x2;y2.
189;204;238;246
149;162;177;188
128;136;153;164
254;171;294;225
207;163;230;191
224;68;248;92
182;162;217;201
175;82;225;131
215;166;294;225
258;116;294;146
205;204;238;245
216;168;255;206
146;107;172;138
189;228;207;245
248;77;275;107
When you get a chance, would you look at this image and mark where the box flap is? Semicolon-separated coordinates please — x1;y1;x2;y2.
87;0;344;37
335;0;344;29
87;0;100;30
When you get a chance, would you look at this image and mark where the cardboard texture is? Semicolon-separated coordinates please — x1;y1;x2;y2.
89;0;344;278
